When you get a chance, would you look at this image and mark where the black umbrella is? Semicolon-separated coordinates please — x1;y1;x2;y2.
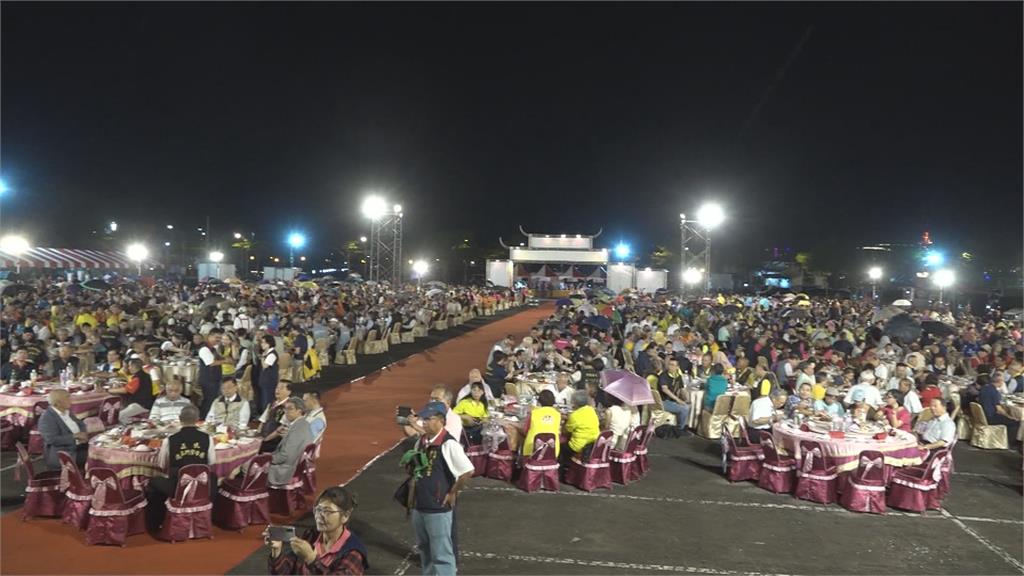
883;314;922;344
921;320;957;338
0;282;32;295
782;308;810;320
83;279;111;291
721;304;742;314
583;315;611;331
831;339;854;356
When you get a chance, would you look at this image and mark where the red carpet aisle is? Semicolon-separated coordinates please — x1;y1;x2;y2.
0;304;552;574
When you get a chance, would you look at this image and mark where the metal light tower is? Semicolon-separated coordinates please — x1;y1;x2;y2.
362;196;403;286
679;203;724;295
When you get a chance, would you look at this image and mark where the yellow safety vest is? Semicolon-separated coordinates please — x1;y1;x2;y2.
523;406;561;457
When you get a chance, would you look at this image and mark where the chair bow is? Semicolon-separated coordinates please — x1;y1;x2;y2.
59;461;76;492
302;451;316;473
245;461;269;489
931;456;948;483
90;476;118;509
533;439;554;461
860;455;884;478
179;471;209;504
102;401;120;424
803;447;822;473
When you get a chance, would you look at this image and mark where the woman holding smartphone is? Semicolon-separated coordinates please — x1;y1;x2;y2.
266;486;369;575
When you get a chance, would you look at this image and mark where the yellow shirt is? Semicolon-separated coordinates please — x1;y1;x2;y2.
523;406;561;457
564;405;600;454
106;313;122;328
75;313;98;328
453;398;488;420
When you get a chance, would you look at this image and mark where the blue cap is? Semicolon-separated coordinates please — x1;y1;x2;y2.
851;389;866;402
418;401;448;419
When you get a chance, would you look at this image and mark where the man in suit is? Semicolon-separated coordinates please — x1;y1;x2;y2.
268;397;313;486
38;389;88;470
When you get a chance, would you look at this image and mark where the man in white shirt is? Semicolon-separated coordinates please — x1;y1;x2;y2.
233;310;255;332
844;371;884;409
749;390;788;432
150;379;193;423
917;398;956;451
898;378;924;415
886;363;911;391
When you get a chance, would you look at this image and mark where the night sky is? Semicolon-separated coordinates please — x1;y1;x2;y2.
2;2;1021;271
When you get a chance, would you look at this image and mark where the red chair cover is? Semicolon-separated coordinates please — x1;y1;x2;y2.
565;431;613;492
1;416;17;450
887;448;950;512
610;426;645;485
514;433;560;493
98;397;122;428
485;441;516;482
159;464;214;542
839;451;887;514
268;444;315;516
756;431;797;494
722;429;764;483
85;467;146;546
461;431;488;477
58;451;93;529
298;444;318;496
214;454;271;530
15;442;64;520
794;440;839;504
632;422;656;479
26;402;50;456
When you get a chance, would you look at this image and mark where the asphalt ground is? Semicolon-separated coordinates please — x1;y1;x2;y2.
229;435;1024;576
0;305;525;516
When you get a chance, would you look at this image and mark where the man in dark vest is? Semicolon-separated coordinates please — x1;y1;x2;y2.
197;329;231;418
108;358;155;423
145;405;215;531
406;402;474;575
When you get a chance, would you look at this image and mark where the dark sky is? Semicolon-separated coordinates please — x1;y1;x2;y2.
2;2;1021;270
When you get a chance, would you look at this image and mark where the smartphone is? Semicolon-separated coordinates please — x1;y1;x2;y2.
268;525;296;542
396;406;412;417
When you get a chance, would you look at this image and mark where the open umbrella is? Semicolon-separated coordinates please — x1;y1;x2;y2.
872;305;906;323
555;298;572;307
425;288;444;298
583;315;611;331
921;320;956;338
782;308;810;320
83;279;111;292
831;339;854;356
721;304;742;314
599;369;654;406
884;314;922;344
794;299;812;308
425;280;448;289
892;299;912;307
200;295;226;310
0;281;32;295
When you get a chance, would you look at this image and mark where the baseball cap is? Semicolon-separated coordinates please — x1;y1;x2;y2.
417;401;448;419
851;389;866;402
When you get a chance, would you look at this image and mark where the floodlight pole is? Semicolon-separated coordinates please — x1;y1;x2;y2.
679;214;711;296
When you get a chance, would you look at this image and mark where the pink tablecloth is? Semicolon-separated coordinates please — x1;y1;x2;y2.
772;421;923;473
0;389;114;424
87;439;260;485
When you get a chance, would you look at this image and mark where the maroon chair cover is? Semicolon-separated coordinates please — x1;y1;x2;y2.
298;444;318;496
485;440;516;482
839;450;887;514
1;416;17;450
610;426;645;485
214;454;271;530
722;428;764;483
268;444;315;516
565;431;613;492
514;433;559;493
794;440;839;504
15;442;64;520
85;467;147;546
756;431;797;494
26;402;50;456
158;464;214;542
98;397;122;428
58;451;94;529
461;431;488;477
887;448;951;513
632;422;656;479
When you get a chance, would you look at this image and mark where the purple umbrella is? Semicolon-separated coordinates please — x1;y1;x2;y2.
600;369;654;406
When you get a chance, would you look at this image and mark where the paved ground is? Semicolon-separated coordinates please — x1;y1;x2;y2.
230;435;1024;576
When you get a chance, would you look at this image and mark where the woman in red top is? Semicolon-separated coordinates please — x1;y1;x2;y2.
267;487;368;575
876;389;912;432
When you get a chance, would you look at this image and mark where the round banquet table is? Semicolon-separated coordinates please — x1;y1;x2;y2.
1004;397;1024;441
0;386;115;425
87;436;260;488
771;420;923;473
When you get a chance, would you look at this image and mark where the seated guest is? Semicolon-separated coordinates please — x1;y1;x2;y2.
455;369;494;404
520;390;561;458
603;395;638;450
564;390;600;459
207;377;251;429
978;372;1021;442
304;391;327;443
483;351;512;398
108;358;155;424
814;387;846;418
918;373;943;406
267;486;369;575
749;390;788;433
452;382;489;444
917;398;956;452
539;372;575;407
702;363;729;411
38;389;88;470
849;389;871;423
786;383;816;418
844;370;884;409
269;398;314;486
876;389;912;432
146;405;215;531
150;377;193;423
260;381;293;452
656;357;691;435
94;349;126;377
1;349;35;382
48;345;80;378
899;378;924;415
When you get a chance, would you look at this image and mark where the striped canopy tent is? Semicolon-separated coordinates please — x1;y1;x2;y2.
0;247;146;270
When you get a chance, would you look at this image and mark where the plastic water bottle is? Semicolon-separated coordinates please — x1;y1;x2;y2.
842;414;852;432
30;370;37;383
